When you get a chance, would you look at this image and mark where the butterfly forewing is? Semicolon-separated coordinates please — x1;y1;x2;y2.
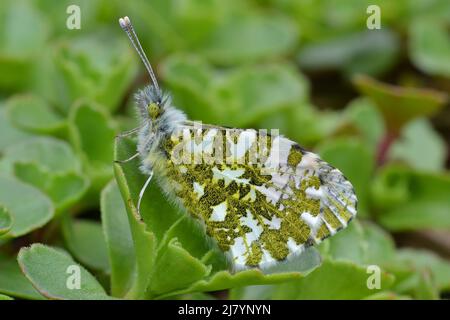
158;124;357;270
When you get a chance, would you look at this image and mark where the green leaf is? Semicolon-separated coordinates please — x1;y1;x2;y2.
363;222;396;265
101;180;136;298
161;55;215;121
387;261;439;300
0;205;12;235
0;294;13;300
323;220;367;264
266;106;343;148
201;13;298;65
53;32;138;113
162;56;309;127
162;216;227;273
175;292;216;300
317;137;375;218
389;118;446;172
113;141;157;299
113;142;171;243
363;291;411;300
30;0;102;39
168;249;320;300
122;0;186;53
179;272;300;300
0;176;53;238
6;94;65;135
320;220;396;266
171;0;225;47
353;74;448;133
69;100;116;196
147;237;211;298
14;162;89;214
393;249;450;292
62;218;110;273
0;253;44;300
407;0;450;22
372;165;450;231
409;18;450;77
17;244;111;300
344;97;385;151
155;244;321;300
69;101;116;166
216;63;309;127
0;107;32;152
2;136;81;174
43;172;89;211
274;0;400;43
415;270;439;299
298;29;399;76
233;259;395;300
1;137;87;214
0;0;48;55
0;0;48;91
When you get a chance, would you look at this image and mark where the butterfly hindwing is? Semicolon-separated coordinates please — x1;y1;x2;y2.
158;124;357;270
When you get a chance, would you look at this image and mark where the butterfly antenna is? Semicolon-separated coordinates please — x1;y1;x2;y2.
119;16;160;93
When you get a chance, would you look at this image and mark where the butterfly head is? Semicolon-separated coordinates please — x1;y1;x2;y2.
148;102;160;120
134;84;170;124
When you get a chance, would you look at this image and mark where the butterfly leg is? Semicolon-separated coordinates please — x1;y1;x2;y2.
116;127;141;139
114;125;141;163
115;152;140;164
137;171;153;219
116;119;150;139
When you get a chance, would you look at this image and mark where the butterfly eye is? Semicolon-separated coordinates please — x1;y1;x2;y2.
148;102;160;119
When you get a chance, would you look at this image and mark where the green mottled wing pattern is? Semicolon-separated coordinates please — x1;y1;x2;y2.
157;125;357;270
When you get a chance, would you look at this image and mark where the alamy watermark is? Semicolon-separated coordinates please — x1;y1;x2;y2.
66;265;81;290
366;265;381;290
66;5;81;30
367;5;381;29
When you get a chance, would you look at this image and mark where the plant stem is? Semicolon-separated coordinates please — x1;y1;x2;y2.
376;132;398;166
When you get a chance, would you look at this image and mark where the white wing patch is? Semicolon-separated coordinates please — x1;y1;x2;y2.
210;202;227;222
212;167;249;187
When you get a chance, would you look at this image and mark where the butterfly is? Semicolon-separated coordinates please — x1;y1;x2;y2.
118;16;357;271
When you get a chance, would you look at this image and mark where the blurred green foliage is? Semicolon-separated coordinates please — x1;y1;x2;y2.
0;0;449;300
